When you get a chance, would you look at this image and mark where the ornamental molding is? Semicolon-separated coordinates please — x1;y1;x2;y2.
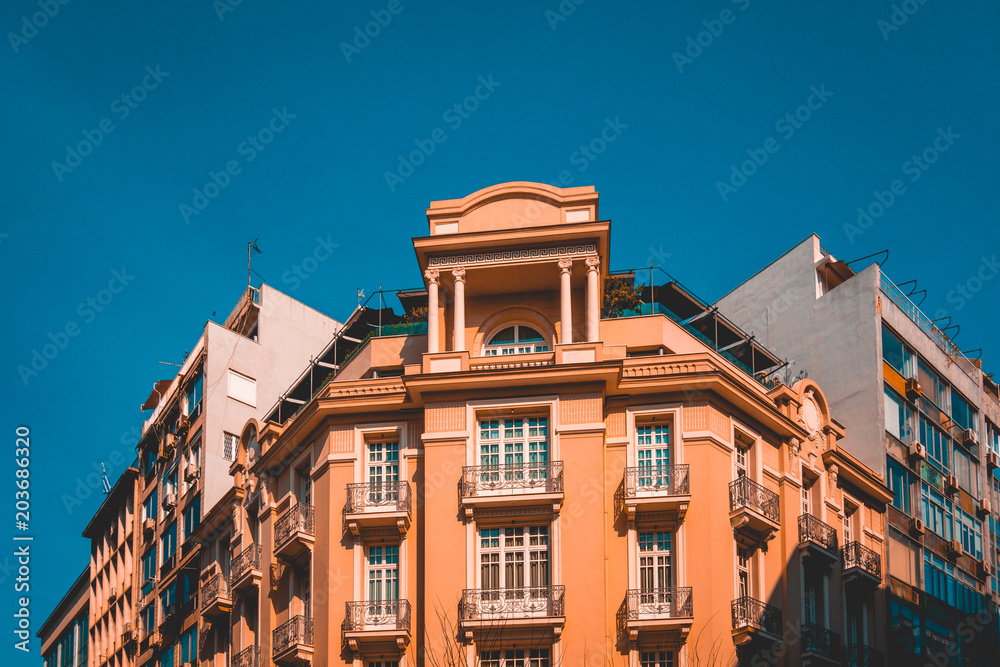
427;244;598;270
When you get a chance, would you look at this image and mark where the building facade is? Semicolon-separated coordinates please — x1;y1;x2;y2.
719;235;1000;666
39;567;89;667
221;182;891;666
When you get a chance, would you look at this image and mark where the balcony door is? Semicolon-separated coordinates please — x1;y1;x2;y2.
367;545;399;626
737;547;752;598
638;531;673;613
636;424;671;489
368;441;399;503
478;418;549;487
480;527;550;607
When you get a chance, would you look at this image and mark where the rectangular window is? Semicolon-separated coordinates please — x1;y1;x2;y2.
479;417;549;480
179;626;197;663
638;532;673;604
162;520;177;560
158;644;174;667
954;507;983;559
183;494;200;541
801;481;812;515
640;652;674;667
918;359;949;412
367;545;399;602
636;424;671;488
884;387;913;443
920;415;949;472
953;449;974;496
163;466;178;499
479;649;550;667
924;551;983;614
735;447;748;478
888;458;913;514
368;440;400;491
143;489;158;522
737;547;751;598
480;526;549;589
160;580;176;617
223;432;238;462
142;549;157;591
141;603;156;638
227;369;256;406
185;370;203;416
921;483;953;540
882;326;912;376
951;389;975;431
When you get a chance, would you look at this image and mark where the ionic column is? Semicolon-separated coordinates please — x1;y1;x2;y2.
452;267;466;351
585;256;600;342
425;269;440;353
558;259;573;344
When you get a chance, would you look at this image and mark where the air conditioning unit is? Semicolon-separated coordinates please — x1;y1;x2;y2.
988;451;1000;472
978;498;992;519
978;560;993;579
908;441;926;463
108;586;117;603
947;539;964;558
150;631;162;648
185;468;200;483
962;428;978;448
162;493;177;510
909;517;926;536
159;434;177;461
945;475;959;495
143;517;155;536
905;377;922;400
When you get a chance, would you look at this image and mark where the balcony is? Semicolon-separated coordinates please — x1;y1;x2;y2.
232;646;262;667
343;599;411;654
798;514;838;565
459;462;563;519
274;503;315;564
343;481;412;538
458;586;565;642
845;644;884;667
201;572;233;618
731;596;782;645
801;622;841;665
272;615;313;665
231;544;262;593
842;541;881;587
729;477;780;546
617;465;691;526
617;587;694;647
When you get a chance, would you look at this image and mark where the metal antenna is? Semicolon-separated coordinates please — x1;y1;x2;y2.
101;464;111;495
248;238;262;286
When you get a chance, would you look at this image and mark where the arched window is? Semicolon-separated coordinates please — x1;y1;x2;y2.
483;325;549;356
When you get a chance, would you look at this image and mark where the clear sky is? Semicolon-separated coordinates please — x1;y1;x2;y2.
3;0;998;661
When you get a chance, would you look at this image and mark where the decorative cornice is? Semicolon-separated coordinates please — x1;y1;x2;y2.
427;244;597;270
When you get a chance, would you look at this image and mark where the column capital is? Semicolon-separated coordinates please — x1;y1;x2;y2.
451;267;467;282
424;269;440;284
557;258;574;273
585;256;600;271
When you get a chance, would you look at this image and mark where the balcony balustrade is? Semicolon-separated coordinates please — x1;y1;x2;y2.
343;599;411;654
459;462;563;518
843;541;881;587
458;585;565;641
801;622;841;664
200;572;232;618
272;615;313;665
798;514;838;564
729;477;780;546
617;465;691;525
274;503;315;563
617;587;694;646
844;643;884;667
343;481;412;537
731;596;782;644
232;646;261;667
230;544;262;593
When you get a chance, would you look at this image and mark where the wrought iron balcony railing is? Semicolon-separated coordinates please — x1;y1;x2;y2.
232;646;261;667
845;643;884;667
798;513;838;553
622;587;693;620
459;586;565;621
729;477;780;523
344;599;411;633
843;541;881;579
802;622;841;660
460;462;563;497
275;503;315;549
731;596;782;637
272;615;313;657
201;573;230;609
231;544;261;582
623;465;690;497
345;481;412;514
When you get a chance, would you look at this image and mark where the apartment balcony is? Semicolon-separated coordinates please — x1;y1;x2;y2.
201;572;233;618
617;465;690;526
798;514;839;565
343;599;411;654
231;544;262;593
232;645;262;667
842;541;881;588
731;596;782;645
459;462;564;519
272;615;313;665
458;586;565;642
343;481;412;538
801;622;841;665
845;643;884;667
617;587;694;647
729;477;780;547
274;503;315;564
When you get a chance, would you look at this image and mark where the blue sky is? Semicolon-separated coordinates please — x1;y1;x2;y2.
2;0;998;660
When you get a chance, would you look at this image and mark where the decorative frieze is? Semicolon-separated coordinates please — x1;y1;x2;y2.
427;244;598;270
